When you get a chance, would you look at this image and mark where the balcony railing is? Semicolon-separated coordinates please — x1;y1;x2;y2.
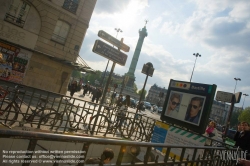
4;13;25;27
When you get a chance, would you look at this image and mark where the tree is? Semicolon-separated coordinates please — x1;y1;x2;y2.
71;70;82;79
230;110;242;129
238;107;250;123
84;70;102;85
138;89;147;100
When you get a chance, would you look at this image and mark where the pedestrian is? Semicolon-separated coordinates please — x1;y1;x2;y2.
234;122;250;160
95;88;102;103
85;148;114;164
137;101;144;112
116;94;123;108
116;95;130;129
69;81;77;97
203;121;218;158
91;87;97;103
82;84;88;97
204;121;218;145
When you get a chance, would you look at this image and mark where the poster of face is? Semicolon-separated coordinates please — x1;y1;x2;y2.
164;90;206;126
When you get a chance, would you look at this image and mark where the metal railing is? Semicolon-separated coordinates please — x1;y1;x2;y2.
0;80;155;141
4;13;25;27
0;129;238;166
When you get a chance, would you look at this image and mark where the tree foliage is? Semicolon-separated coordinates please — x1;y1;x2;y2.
238;107;250;123
71;70;82;79
138;89;147;100
84;70;102;85
230;110;242;128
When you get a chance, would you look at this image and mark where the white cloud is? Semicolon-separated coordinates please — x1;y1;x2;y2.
151;17;162;29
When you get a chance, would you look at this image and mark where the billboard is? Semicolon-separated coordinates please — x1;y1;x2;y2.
160;79;217;134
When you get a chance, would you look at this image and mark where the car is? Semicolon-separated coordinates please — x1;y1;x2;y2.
144;101;152;109
224;129;237;140
158;107;163;113
130;98;137;108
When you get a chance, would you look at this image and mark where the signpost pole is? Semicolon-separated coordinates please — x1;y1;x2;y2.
223;95;235;141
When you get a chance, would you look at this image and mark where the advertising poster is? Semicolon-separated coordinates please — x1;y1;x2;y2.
164;91;206;126
161;79;216;134
151;121;205;160
0;42;31;83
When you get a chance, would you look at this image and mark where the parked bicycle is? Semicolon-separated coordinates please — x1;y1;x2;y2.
0;85;60;129
46;97;111;136
93;105;133;138
128;112;155;142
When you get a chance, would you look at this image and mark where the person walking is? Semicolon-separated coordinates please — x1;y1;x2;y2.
69;81;77;97
95;88;103;103
82;84;88;97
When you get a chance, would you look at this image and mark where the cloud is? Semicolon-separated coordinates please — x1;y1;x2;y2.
93;0;130;14
151;17;162;29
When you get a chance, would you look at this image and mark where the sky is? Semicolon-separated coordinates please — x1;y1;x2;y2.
80;0;250;108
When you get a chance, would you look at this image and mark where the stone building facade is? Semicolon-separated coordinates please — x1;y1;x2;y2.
146;84;168;107
0;0;96;94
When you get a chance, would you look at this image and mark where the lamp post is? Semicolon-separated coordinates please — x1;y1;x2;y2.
100;28;123;87
242;93;249;109
190;53;201;82
233;78;241;93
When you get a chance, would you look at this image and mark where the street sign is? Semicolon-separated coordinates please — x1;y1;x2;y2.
216;91;233;103
234;92;242;103
92;40;127;66
98;30;130;52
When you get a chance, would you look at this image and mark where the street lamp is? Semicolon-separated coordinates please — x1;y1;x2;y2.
233;78;241;93
100;28;123;87
242;93;249;109
190;53;201;82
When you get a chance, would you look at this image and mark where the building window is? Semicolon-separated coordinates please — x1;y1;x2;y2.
52;20;70;44
4;0;30;27
62;0;79;13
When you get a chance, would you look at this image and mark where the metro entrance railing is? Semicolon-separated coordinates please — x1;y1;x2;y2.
0;129;238;166
0;80;155;141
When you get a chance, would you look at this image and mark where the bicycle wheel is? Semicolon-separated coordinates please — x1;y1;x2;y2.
40;112;63;131
89;115;110;136
127;122;143;141
0;100;19;126
119;118;133;139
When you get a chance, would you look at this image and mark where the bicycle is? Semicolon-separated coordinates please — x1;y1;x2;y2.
0;85;60;129
92;105;133;138
127;113;155;142
53;98;95;133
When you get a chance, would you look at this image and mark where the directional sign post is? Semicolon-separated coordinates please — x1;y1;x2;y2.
92;40;127;66
98;30;130;52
